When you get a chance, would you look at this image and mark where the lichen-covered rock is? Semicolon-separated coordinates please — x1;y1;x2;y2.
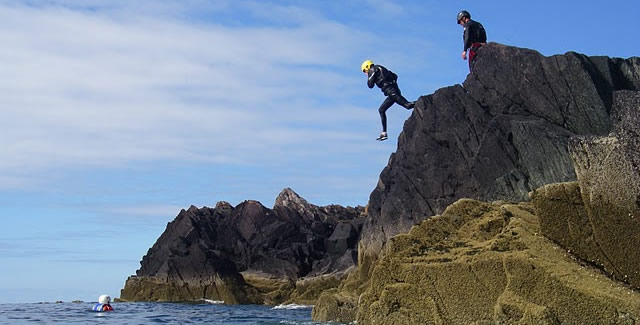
240;272;347;306
312;291;358;323
240;272;295;306
284;275;345;305
356;199;640;325
531;182;609;268
533;90;640;289
312;269;367;323
360;43;640;267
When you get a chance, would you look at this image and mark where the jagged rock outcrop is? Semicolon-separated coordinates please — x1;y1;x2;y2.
360;43;640;270
120;188;365;303
355;199;640;324
533;90;640;289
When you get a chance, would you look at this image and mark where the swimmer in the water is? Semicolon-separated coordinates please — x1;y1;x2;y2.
92;295;114;312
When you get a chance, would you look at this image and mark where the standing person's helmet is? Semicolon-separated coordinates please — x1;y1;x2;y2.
457;10;471;23
361;60;374;73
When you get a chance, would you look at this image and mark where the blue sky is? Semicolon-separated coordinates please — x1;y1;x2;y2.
0;0;637;304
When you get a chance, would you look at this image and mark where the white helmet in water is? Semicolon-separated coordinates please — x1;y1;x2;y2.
98;295;111;304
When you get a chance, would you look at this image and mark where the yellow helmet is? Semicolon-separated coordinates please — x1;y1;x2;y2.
361;60;374;73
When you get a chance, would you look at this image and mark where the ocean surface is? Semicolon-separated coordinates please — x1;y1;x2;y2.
0;302;346;324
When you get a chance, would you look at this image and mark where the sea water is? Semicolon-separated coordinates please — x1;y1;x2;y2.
0;302;346;324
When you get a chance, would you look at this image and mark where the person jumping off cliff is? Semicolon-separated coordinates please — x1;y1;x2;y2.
457;10;487;72
361;60;415;141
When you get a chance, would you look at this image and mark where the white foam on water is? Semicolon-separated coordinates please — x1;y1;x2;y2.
199;299;224;304
272;303;312;310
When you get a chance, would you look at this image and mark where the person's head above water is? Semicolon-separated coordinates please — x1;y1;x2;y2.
98;295;111;304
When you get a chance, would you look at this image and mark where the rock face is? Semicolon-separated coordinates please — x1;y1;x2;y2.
613;91;640;168
313;45;640;323
119;202;255;303
355;199;640;324
361;43;640;266
120;188;365;303
533;90;640;289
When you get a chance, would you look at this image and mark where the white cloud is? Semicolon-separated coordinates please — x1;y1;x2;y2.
0;0;440;194
359;0;405;15
0;1;388;188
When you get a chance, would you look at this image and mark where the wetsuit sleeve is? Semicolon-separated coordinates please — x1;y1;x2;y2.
463;23;471;51
367;67;376;89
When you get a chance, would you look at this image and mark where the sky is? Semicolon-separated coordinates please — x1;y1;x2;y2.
0;0;638;304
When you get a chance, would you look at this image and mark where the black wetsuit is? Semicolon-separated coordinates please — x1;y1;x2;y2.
367;64;413;133
462;19;487;70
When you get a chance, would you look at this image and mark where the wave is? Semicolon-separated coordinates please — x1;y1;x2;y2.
199;299;224;304
272;304;312;310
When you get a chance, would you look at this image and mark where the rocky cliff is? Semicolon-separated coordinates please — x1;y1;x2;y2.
119;188;365;303
360;43;640;270
330;88;640;324
313;44;640;324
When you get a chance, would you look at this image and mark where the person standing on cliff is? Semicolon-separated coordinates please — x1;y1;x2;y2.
457;10;487;72
361;60;415;141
